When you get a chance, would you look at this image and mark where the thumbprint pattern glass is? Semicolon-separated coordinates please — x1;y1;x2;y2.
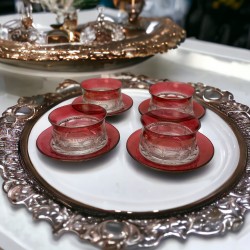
48;104;107;156
139;109;200;165
149;81;195;115
81;78;124;113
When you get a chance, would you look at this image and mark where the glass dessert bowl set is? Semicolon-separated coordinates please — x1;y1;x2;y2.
0;3;249;250
36;77;214;172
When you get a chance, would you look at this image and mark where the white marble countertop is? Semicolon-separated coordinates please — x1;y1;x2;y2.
1;10;250;250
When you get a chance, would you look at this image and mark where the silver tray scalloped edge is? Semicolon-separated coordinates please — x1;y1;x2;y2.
0;74;250;249
0;17;185;72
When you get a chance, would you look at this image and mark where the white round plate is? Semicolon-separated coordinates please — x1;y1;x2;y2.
27;88;240;214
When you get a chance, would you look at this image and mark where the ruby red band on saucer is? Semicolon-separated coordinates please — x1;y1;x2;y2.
36;123;120;162
127;129;214;172
72;93;133;116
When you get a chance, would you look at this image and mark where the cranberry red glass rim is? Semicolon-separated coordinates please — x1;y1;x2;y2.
48;103;107;130
149;81;195;98
81;78;122;92
141;110;201;137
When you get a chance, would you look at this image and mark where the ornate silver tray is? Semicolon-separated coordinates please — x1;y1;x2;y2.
0;17;185;72
0;74;250;249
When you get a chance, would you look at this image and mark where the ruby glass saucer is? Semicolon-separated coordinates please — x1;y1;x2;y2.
36;123;120;161
127;129;214;172
138;98;205;119
72;93;133;116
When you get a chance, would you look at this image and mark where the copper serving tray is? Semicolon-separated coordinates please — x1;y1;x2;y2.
0;17;185;72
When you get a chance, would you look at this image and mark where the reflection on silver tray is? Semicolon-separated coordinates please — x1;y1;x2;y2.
0;74;250;249
0;17;185;72
0;56;151;72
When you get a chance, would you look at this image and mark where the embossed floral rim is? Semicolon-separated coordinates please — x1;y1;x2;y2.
0;74;250;249
0;18;185;71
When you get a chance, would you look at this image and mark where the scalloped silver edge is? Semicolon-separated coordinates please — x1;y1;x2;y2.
0;74;250;249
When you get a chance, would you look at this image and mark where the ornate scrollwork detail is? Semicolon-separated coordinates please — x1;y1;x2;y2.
0;74;250;249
